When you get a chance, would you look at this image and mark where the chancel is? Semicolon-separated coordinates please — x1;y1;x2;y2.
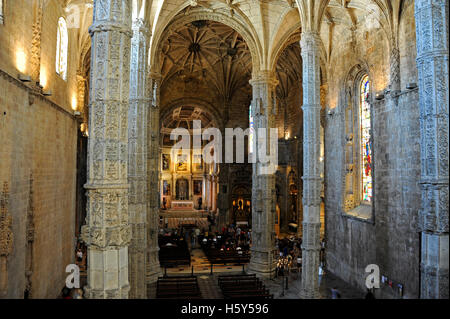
0;0;448;301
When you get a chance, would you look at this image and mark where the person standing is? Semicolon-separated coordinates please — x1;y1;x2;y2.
318;264;324;286
76;249;83;263
331;287;341;299
365;289;375;299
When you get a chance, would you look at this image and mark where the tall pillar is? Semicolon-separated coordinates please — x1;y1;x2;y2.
248;71;278;277
299;32;322;299
217;163;229;229
415;0;449;299
81;0;132;299
128;18;150;299
146;72;162;283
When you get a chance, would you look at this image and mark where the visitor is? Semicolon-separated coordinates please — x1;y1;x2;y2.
194;228;200;247
72;288;84;299
236;226;241;239
61;287;72;299
297;256;302;273
330;287;341;299
365;289;375;299
76;249;83;263
318;263;324;286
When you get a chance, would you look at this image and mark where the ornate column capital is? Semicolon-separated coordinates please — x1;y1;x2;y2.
300;31;322;53
249;71;278;87
132;18;151;37
148;71;162;81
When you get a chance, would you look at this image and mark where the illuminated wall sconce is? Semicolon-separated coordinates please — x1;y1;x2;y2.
18;74;31;82
406;83;417;90
74;110;81;117
71;96;78;112
43;90;52;96
375;92;385;100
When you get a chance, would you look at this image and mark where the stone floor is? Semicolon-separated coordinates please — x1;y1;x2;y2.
261;271;365;299
149;248;365;299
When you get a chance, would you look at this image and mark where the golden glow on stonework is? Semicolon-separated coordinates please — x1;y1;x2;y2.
71;95;78;111
16;49;27;74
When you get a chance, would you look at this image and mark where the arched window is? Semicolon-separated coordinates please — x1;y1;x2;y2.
56;17;68;80
360;75;372;202
343;68;373;221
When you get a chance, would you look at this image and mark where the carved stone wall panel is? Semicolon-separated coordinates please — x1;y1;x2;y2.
299;31;322;299
415;0;449;299
82;0;132;299
146;73;162;283
127;18;150;299
247;72;277;277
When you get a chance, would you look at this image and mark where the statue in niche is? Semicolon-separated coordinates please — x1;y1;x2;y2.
162;154;170;171
176;178;189;200
163;180;170;196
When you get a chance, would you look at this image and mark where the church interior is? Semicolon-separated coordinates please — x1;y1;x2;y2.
0;0;448;300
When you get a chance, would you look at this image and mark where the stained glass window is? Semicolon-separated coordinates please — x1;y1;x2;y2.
360;75;372;202
56;17;68;81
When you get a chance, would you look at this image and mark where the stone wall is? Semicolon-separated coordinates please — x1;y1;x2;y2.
324;0;422;298
325;86;421;299
0;0;79;298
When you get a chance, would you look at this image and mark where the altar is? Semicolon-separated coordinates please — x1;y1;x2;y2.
171;200;194;210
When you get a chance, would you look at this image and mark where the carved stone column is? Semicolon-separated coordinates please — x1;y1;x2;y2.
415;0;449;299
146;72;162;283
128;18;150;299
25;174;35;298
77;73;88;127
299;32;322;299
217;163;230;230
389;43;401;93
248;71;278;277
0;182;13;297
81;0;133;299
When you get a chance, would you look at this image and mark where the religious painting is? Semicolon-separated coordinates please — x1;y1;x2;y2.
194;180;202;195
176;178;189;200
176;154;188;171
162;154;170;171
163;180;170;196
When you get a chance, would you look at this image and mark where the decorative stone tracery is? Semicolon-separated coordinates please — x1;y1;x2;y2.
81;0;133;299
25;174;35;298
0;182;13;296
299;31;322;299
146;71;163;283
128;17;151;299
247;71;278;277
415;0;449;299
